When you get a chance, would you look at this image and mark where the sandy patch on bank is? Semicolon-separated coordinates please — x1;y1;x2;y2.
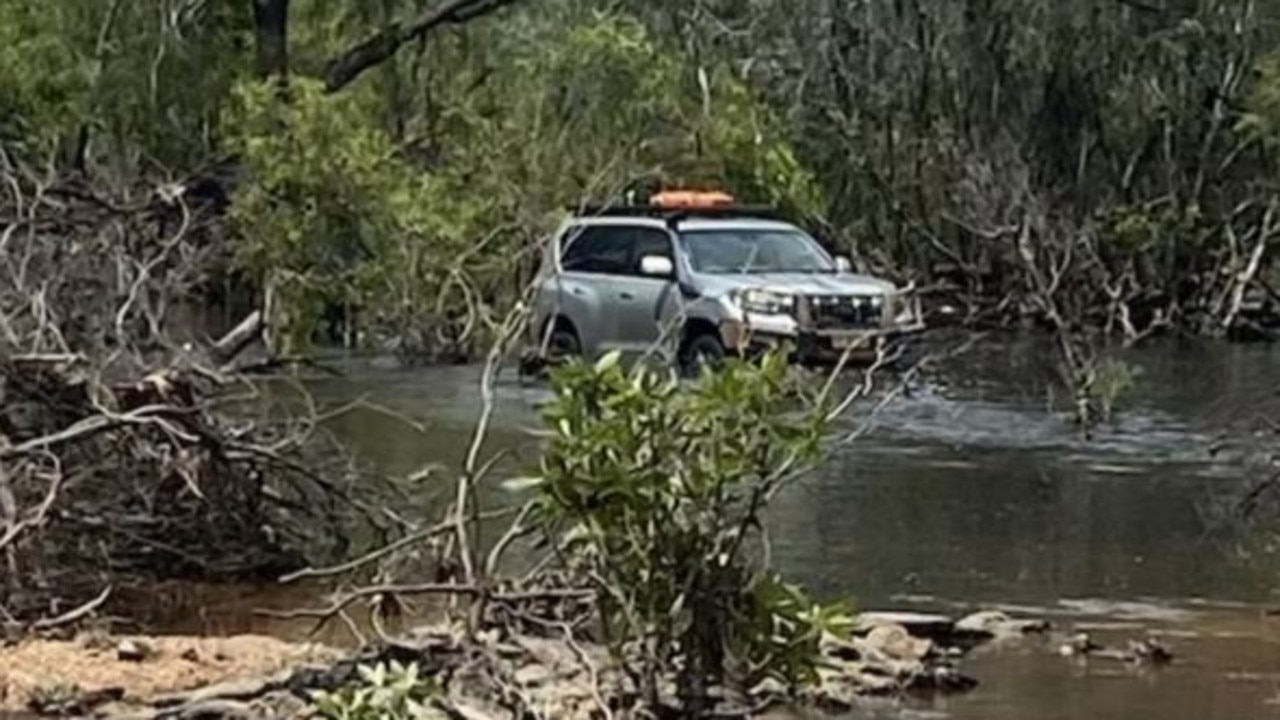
0;633;340;711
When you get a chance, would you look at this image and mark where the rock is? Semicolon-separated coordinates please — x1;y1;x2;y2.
118;639;155;662
906;663;979;694
176;699;255;720
249;690;309;719
513;662;555;687
847;665;901;695
862;624;933;662
28;684;125;717
853;612;955;643
152;678;272;708
181;648;202;663
444;695;505;720
1126;638;1173;665
955;610;1050;640
853;651;911;681
818;633;862;662
280;659;363;695
1057;632;1102;657
805;662;901;711
811;623;980;704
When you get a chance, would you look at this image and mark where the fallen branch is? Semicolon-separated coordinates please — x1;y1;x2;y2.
211;310;264;366
28;585;112;632
280;508;518;584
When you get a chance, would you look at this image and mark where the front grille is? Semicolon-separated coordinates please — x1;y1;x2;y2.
808;295;884;329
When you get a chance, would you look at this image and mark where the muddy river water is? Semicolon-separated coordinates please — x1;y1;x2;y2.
168;332;1280;720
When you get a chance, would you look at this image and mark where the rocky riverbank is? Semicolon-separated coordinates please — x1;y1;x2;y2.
0;609;1070;719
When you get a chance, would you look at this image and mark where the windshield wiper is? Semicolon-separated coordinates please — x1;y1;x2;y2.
720;267;835;274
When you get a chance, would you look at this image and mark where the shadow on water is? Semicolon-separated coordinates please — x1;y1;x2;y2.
149;333;1280;719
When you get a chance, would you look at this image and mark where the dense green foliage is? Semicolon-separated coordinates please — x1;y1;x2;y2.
516;351;851;703
223;77;487;354
218;13;820;353
2;0;1279;352
0;0;248;168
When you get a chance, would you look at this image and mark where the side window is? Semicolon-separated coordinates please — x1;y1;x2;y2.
560;226;633;275
628;228;673;275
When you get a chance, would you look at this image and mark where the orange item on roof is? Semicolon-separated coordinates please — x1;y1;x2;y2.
649;190;735;208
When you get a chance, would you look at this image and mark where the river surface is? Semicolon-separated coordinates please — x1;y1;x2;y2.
169;332;1280;720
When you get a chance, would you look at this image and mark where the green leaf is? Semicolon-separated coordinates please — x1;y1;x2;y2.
502;476;546;492
593;349;622;373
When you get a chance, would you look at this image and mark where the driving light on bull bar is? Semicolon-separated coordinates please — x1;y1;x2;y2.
732;288;795;315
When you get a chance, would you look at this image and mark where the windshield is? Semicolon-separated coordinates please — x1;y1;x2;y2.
679;229;834;274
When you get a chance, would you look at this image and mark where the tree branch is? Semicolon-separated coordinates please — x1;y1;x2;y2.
324;0;523;93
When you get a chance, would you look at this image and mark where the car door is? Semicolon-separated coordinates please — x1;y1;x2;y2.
610;226;681;359
554;224;634;358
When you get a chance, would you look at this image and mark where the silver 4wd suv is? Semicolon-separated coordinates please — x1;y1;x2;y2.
522;202;924;374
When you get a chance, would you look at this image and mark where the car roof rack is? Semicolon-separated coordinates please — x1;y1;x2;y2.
568;203;786;228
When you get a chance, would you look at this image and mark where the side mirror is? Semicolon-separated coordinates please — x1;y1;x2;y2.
835;256;853;274
640;255;674;278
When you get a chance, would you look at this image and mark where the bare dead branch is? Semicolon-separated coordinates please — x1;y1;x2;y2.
28;585;112;632
280;507;517;584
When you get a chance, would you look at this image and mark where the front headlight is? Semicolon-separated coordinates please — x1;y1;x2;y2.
731;288;796;315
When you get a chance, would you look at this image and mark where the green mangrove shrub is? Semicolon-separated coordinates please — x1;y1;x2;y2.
311;661;442;720
513;350;852;710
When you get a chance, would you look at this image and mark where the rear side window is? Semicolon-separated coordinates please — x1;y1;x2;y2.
560;225;673;276
561;226;632;274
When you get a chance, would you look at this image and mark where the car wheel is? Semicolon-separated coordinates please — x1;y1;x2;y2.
545;323;582;363
680;332;726;377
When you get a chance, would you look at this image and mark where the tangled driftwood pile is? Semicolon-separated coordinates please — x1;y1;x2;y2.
0;169;361;628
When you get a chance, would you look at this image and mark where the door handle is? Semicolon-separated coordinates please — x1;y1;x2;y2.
619;292;635;300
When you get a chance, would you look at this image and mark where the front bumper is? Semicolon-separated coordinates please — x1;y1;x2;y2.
720;318;926;365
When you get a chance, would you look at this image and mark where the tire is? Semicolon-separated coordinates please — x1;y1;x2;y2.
679;332;727;377
544;322;582;363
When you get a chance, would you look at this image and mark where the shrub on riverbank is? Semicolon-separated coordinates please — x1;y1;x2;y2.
518;350;849;711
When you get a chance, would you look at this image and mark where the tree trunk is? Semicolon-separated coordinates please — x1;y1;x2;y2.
252;0;291;79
